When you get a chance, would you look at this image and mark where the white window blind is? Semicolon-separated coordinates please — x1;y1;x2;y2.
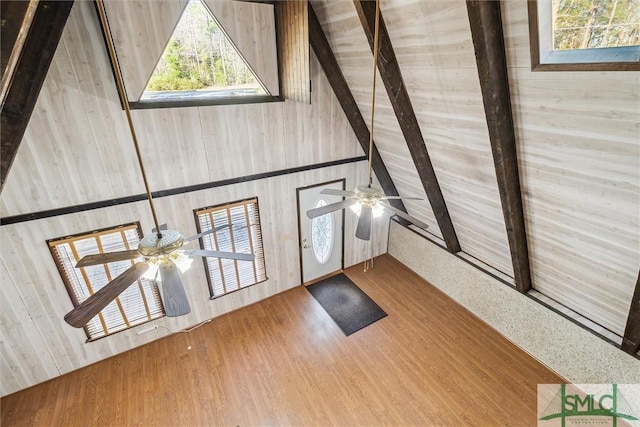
194;198;267;298
48;223;164;340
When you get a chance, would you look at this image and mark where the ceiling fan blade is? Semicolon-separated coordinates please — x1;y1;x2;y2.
183;223;230;243
75;249;141;268
383;204;429;230
320;188;356;197
380;196;422;201
355;205;373;241
64;262;149;327
182;249;255;262
159;259;191;317
306;198;358;219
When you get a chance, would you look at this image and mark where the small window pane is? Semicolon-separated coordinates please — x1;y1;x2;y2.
311;199;334;264
48;223;164;341
141;0;269;104
553;0;640;50
529;0;640;70
194;198;267;298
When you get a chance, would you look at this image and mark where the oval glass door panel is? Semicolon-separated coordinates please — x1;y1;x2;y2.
311;199;334;264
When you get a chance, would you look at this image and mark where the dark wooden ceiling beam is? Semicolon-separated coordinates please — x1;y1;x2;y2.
466;1;532;293
622;272;640;355
1;0;32;80
353;0;460;253
1;1;74;193
308;4;406;216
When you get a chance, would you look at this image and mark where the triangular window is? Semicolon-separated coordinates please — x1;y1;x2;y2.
140;0;269;103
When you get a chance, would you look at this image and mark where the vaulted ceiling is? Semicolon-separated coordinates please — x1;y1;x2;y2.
1;0;638;396
311;0;638;351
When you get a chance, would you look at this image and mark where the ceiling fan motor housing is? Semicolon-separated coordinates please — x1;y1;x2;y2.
355;184;384;207
138;229;184;257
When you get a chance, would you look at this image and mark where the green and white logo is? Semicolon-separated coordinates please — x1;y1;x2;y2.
538;384;639;427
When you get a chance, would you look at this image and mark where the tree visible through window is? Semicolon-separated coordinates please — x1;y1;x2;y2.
529;0;640;70
48;223;165;341
553;0;640;50
194;198;267;298
141;0;269;102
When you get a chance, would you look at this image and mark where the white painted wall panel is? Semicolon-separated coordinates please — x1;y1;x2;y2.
1;2;362;216
312;2;443;240
313;0;513;274
502;1;639;335
1;2;146;213
315;0;639;336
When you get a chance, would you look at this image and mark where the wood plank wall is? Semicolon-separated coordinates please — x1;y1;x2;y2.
313;0;514;275
0;1;359;216
1;255;564;425
0;1;387;395
313;0;639;338
0;1;74;192
2;0;636;396
102;0;187;101
1;162;390;396
276;0;310;103
502;1;639;335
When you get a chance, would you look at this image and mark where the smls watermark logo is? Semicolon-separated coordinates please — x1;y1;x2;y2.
538;384;640;427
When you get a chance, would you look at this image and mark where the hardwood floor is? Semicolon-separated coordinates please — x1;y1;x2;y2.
1;254;564;426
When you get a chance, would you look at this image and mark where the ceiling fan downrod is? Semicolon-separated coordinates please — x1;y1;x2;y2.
96;0;163;239
367;0;382;188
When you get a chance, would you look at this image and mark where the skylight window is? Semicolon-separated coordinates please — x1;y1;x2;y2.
552;0;640;50
529;0;640;70
140;0;269;104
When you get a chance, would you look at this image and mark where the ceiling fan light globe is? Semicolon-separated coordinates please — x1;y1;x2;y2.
173;252;194;273
142;261;160;281
350;184;385;218
372;202;385;218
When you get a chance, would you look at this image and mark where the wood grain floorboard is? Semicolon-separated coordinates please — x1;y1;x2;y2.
1;254;564;426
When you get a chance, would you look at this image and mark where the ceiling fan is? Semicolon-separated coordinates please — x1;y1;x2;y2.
64;1;255;328
306;0;428;241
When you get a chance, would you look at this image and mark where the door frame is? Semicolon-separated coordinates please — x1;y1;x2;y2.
296;178;346;285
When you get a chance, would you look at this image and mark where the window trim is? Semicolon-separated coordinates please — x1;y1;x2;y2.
47;221;165;341
193;197;268;299
527;0;640;71
128;94;283;110
124;0;282;110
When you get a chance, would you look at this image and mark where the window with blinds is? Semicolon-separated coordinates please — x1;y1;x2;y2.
48;223;164;341
194;198;267;298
